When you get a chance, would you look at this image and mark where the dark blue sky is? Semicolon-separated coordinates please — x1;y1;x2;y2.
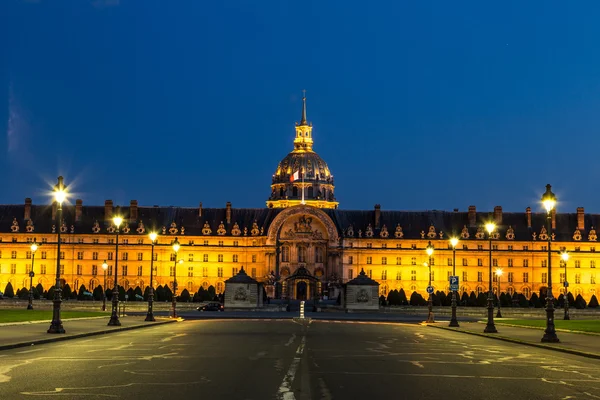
2;0;600;213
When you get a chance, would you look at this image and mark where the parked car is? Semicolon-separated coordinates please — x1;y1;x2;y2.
197;302;224;312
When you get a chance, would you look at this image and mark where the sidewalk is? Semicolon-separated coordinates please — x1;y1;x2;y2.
430;321;600;360
0;316;177;351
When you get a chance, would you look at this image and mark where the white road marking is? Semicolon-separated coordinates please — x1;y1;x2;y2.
277;335;306;400
285;334;296;347
16;348;44;354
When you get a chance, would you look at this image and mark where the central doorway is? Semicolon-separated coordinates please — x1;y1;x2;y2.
296;281;308;300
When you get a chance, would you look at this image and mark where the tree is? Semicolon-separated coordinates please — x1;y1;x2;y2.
93;285;104;301
207;285;217;301
15;288;21;298
143;286;150;301
105;288;113;301
567;292;576;307
518;294;529;308
77;284;88;300
46;286;55;300
468;292;477;307
134;286;143;301
155;285;164;302
530;293;543;308
409;291;422;306
197;287;206;302
35;283;44;299
588;295;599;308
19;287;29;300
62;284;72;300
179;289;191;302
386;290;396;306
575;294;587;309
460;292;469;306
476;292;487;307
118;286;126;301
398;288;408;305
163;285;173;302
499;293;510;307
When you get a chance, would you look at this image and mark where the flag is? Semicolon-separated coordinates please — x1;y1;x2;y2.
290;170;300;182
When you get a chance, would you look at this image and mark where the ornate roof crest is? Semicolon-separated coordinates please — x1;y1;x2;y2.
217;221;226;236
394;224;404;239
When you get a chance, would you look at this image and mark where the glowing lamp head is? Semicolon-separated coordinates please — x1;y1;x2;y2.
178;259;184;264
561;251;569;262
425;241;434;256
485;222;496;234
149;232;158;242
172;237;180;253
102;261;108;270
496;268;503;277
113;216;123;228
423;262;428;267
541;184;556;213
450;237;459;248
30;243;38;253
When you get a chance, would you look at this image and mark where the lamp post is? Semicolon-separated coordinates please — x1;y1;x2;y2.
171;237;180;319
145;232;157;322
484;222;497;333
27;242;38;310
495;268;503;318
449;237;459;327
561;251;570;320
101;261;108;311
425;241;434;323
108;210;123;326
48;176;67;334
541;184;559;342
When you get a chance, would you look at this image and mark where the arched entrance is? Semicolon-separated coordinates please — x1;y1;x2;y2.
283;266;319;300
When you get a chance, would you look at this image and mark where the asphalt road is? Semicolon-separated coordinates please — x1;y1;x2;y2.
0;319;599;399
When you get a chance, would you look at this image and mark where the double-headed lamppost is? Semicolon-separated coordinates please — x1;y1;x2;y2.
27;241;38;310
561;251;570;320
101;261;108;311
425;241;435;323
542;184;560;343
449;237;459;327
48;176;67;334
171;237;180;319
541;184;559;343
145;232;158;322
108;210;124;326
484;222;498;333
495;268;503;318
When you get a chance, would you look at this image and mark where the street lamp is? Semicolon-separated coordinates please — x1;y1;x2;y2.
27;241;38;310
145;232;158;322
495;268;503;318
541;184;559;343
425;241;434;323
449;237;459;327
561;251;570;320
484;222;497;333
48;176;67;334
171;237;180;319
108;209;123;326
101;261;108;311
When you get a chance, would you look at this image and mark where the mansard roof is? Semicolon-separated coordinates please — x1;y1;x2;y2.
1;202;599;243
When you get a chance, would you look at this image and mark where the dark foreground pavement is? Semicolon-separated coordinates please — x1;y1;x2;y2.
1;319;600;399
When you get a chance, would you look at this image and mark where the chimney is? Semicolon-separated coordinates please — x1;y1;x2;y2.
494;206;502;225
577;207;585;231
130;200;138;222
468;205;476;227
526;207;532;228
226;202;232;224
75;199;83;222
199;202;203;217
551;208;556;230
453;208;459;213
24;198;32;220
374;204;381;228
105;200;113;222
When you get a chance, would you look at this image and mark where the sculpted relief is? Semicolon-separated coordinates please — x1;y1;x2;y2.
282;215;327;240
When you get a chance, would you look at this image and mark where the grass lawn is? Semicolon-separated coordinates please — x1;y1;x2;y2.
498;319;600;333
0;310;107;323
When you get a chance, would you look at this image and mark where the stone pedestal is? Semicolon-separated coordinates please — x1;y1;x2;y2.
344;268;379;311
224;267;263;310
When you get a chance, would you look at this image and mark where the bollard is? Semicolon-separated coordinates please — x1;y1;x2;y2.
300;301;305;319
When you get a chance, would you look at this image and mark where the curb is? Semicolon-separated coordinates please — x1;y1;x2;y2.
429;324;600;360
0;319;178;352
492;322;600;337
0;316;109;327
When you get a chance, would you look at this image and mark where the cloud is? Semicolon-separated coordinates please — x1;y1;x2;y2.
91;0;120;8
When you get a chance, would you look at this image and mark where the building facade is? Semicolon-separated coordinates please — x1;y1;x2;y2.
1;98;599;301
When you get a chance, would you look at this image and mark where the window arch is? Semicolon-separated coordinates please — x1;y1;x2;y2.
521;287;531;298
282;246;290;262
216;281;224;294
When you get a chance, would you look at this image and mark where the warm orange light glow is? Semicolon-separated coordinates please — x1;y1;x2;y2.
172;237;180;253
561;251;569;262
30;243;38;253
102;261;108;270
450;237;459;247
495;268;503;277
485;222;496;234
149;232;158;242
113;216;123;228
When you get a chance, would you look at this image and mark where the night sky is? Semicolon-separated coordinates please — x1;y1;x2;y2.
2;1;600;213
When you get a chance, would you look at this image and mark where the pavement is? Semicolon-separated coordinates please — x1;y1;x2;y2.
0;315;177;350
1;319;600;399
430;320;600;359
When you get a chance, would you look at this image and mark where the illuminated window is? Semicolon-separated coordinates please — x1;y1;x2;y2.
477;245;483;251
122;265;128;276
108;252;113;260
591;260;596;268
188;266;193;277
559;273;565;283
41;264;46;274
203;254;208;262
396;257;401;265
251;268;256;278
137;266;142;276
11;264;16;274
138;239;144;245
591;274;596;285
382;243;387;249
411;270;416;281
523;259;528;267
381;257;387;265
348;256;353;264
282;246;290;262
122;252;128;261
462;271;468;282
93;252;99;260
92;265;98;276
478;259;483;267
218;254;223;262
447;258;452;266
508;272;514;283
523;272;528;283
523;245;528;251
396;271;401;280
11;251;17;259
233;254;238;262
508;259;513;267
575;274;581;284
492;245;498;251
298;247;307;263
462;258;468;266
203;267;208;277
348;269;353;280
574;260;580;268
218;267;223;278
77;265;82;275
59;265;64;275
204;240;209;246
477;272;482;282
233;241;238;247
232;267;238;276
218;241;223;247
411;257;416;266
507;245;513;251
493;258;498;267
366;257;372;265
93;239;99;244
381;270;387;280
396;244;401;249
59;251;64;260
366;243;372;248
188;254;194;262
138;253;143;261
367;269;372;278
252;255;257;263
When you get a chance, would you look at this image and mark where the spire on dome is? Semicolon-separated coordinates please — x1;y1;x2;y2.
299;90;308;126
